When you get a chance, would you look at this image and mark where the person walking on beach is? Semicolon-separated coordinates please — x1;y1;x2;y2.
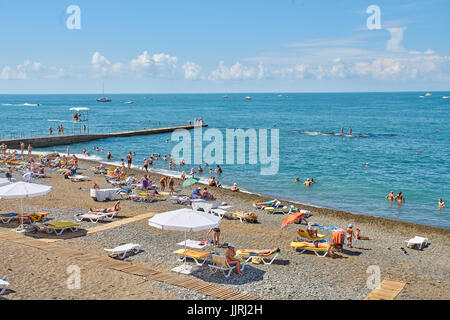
160;176;166;192
66;146;70;157
142;158;149;172
385;191;395;201
5;167;13;182
346;224;354;248
439;199;445;209
168;177;175;195
27;144;32;155
49;127;53;136
206;227;221;248
83;125;86;134
126;152;132;169
20;142;24;155
61;125;64;135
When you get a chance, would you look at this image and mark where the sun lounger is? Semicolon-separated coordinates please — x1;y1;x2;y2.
104;243;141;260
264;205;295;214
0;278;9;295
232;211;257;223
210;208;228;218
86;210;120;220
290;241;332;257
177;239;208;249
235;249;280;265
0;212;18;224
170;195;191;205
36;221;82;236
405;236;429;250
68;175;90;182
173;249;212;266
75;212;107;223
297;230;327;242
208;254;246;277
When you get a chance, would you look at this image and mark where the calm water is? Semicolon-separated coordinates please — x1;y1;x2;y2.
1;92;449;229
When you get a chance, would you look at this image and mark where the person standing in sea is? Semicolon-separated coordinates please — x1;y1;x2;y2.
126;152;132;169
27;144;32;155
49;127;53;136
142;158;149;172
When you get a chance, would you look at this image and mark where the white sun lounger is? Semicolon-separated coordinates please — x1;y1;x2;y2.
405;236;429;250
0;278;9;295
74;212;108;223
0;213;18;224
68;175;90;182
36;221;82;236
104;243;141;260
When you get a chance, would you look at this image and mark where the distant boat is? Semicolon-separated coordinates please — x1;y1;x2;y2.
125;100;134;104
442;96;449;99
425;93;432;96
97;83;111;102
419;96;425;98
245;96;252;100
277;94;283;97
223;95;229;99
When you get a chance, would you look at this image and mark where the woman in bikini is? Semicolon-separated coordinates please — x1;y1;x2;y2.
395;191;405;204
90;201;120;213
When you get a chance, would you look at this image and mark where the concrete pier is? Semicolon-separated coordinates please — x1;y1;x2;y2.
0;124;207;149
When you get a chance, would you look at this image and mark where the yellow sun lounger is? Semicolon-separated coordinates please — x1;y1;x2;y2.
290;241;332;257
232;211;257;223
36;221;82;236
235;249;280;265
208;254;246;278
297;230;326;242
173;249;212;266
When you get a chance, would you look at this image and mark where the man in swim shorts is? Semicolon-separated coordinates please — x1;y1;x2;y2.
90;201;120;213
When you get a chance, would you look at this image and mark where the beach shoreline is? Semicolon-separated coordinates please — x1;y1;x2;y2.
1;153;449;300
76;155;449;235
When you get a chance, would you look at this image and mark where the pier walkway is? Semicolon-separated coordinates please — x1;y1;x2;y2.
0;124;207;149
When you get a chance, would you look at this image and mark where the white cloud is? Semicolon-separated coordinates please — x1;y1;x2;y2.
182;61;201;80
209;61;256;80
1;60;64;80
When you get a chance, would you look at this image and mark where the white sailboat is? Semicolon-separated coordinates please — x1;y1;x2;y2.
97;83;111;102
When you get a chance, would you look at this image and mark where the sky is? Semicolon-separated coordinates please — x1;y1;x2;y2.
0;0;449;93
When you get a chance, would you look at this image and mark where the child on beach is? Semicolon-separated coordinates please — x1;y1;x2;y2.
346;224;354;248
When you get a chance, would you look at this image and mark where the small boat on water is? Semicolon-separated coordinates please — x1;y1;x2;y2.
97;83;111;102
425;93;432;96
245;96;252;100
223;95;229;99
442;96;449;99
125;100;134;104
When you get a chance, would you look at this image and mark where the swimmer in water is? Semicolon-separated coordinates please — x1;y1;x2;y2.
439;198;445;209
365;163;369;167
295;177;300;183
385;191;395;201
394;191;405;204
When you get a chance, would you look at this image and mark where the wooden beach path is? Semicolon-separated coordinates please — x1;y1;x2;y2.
0;219;262;301
0;124;207;149
364;279;407;300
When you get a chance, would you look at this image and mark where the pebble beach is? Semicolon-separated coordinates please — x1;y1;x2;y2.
1;156;449;300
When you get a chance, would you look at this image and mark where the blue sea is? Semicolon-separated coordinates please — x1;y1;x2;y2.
1;92;449;229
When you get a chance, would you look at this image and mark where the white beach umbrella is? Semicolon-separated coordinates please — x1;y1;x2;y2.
148;208;221;274
0;182;52;232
